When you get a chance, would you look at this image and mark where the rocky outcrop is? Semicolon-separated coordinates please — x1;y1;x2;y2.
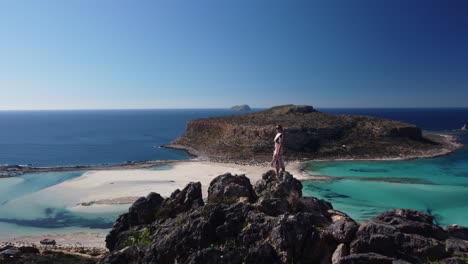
99;171;468;264
166;105;451;161
230;105;252;111
207;173;257;204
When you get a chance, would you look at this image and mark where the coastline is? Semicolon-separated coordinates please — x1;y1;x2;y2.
0;232;107;249
0;161;306;250
0;132;464;250
0;132;462;177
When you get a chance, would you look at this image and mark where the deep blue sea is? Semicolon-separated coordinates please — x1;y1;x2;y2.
0;109;251;167
2;108;465;167
0;108;467;237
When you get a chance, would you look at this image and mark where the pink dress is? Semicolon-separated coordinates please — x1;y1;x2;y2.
271;132;284;169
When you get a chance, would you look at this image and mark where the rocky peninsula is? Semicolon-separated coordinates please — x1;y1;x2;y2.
166;105;461;161
98;171;468;264
230;104;252;111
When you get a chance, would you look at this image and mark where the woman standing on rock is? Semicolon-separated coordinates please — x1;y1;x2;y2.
272;124;285;175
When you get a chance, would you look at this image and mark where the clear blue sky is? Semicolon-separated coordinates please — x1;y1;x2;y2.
0;0;467;109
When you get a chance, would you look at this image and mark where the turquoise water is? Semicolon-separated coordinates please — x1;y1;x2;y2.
0;163;176;237
0;171;126;237
302;133;468;226
0;108;467;237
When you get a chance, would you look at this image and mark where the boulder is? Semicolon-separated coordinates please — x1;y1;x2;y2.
128;192;164;226
255;170;302;203
258;198;289;216
208;173;257;204
156;182;204;219
445;238;468;257
268;213;336;263
371;209;447;240
244;243;282;264
326;218;359;244
446;225;468;240
332;243;348;264
350;209;450;263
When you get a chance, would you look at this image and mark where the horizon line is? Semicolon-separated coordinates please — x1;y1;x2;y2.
1;106;468;111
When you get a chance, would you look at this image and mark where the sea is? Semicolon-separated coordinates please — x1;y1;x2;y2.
0;108;467;237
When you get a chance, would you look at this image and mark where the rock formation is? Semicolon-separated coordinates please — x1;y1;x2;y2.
230;105;251;111
98;171;468;264
166;105;455;161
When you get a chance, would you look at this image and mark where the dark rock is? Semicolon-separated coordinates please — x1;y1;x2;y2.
446;225;468;240
105;192;163;251
97;246;141;264
295;196;333;224
350;209;450;263
18;246;40;254
258;198;289;216
185;248;242;264
268;213;336;263
351;234;397;257
242;210;277;245
332;243;348;264
105;184;201;251
156;182;204;219
339;252;395;264
244;243;282;264
326;218;359;244
255;170;302;203
128;192;164;226
372;209;447;240
442;257;467;264
106;212;131;251
445;238;468;256
208;173;257;204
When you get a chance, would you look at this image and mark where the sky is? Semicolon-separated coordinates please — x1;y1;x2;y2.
0;0;467;110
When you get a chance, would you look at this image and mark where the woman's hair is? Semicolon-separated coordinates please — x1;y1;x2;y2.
276;124;283;130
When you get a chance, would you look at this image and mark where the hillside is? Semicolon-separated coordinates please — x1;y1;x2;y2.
166;105;456;161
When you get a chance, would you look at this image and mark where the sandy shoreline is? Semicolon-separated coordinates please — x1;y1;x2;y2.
0;232;107;249
59;160;308;204
0;160;307;249
0;132;463;249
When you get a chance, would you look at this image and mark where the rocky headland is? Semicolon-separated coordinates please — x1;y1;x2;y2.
166;105;461;161
98;171;468;264
230;105;252;111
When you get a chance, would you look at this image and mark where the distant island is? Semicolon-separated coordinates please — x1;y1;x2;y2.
166;104;462;161
230;104;251;111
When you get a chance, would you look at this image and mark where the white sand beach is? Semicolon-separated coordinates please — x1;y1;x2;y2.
0;160;309;248
59;160;306;205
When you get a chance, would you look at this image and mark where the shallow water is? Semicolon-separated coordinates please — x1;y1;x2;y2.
302;133;468;226
0;170;128;237
0;108;467;237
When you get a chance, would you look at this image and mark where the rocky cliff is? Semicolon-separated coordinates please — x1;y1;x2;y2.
98;171;468;264
166;105;451;161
